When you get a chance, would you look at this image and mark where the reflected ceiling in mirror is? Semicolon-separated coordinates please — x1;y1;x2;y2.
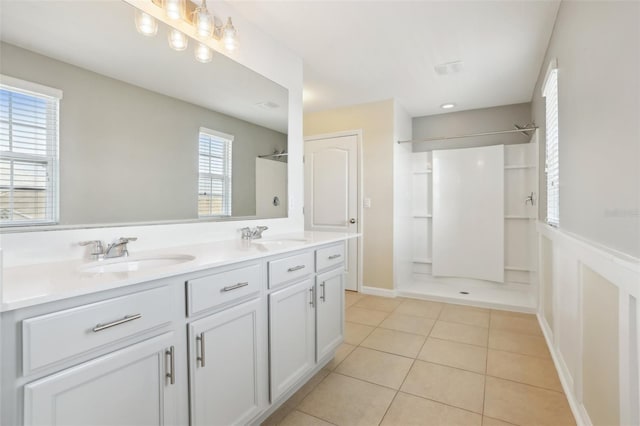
0;0;289;228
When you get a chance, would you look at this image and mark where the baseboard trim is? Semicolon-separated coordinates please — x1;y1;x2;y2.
360;285;397;298
537;313;592;426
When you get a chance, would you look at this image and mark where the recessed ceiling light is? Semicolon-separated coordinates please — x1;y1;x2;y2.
441;103;456;109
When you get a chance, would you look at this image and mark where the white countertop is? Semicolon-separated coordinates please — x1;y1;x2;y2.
1;231;358;312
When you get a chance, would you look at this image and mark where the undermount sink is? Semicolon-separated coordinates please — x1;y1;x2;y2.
78;254;196;274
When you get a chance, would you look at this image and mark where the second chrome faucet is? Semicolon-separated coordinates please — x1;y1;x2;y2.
240;226;268;240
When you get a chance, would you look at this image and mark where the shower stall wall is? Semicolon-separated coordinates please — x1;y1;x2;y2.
398;136;539;311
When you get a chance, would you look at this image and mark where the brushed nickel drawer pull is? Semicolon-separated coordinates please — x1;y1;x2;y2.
197;333;206;367
288;265;306;272
309;286;315;308
320;282;326;302
328;254;342;260
92;314;142;332
166;346;175;385
222;282;249;292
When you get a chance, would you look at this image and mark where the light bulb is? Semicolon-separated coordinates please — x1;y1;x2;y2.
194;1;213;38
168;29;188;51
194;43;213;63
163;0;184;20
134;10;158;37
222;17;238;51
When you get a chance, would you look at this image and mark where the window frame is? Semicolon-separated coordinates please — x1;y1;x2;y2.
542;59;559;227
0;75;61;227
198;127;233;218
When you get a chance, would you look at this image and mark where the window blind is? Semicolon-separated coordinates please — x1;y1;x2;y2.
544;67;559;226
198;129;232;217
0;80;60;226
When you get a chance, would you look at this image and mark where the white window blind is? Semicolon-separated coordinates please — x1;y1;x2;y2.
198;128;233;217
543;66;559;226
0;76;61;226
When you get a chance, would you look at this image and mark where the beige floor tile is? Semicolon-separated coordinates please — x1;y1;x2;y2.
486;349;563;391
482;416;516;426
395;299;444;319
430;321;489;347
278;410;334;426
379;313;435;336
401;360;485;413
360;328;426;358
353;295;402;312
490;309;535;319
345;291;365;308
345;306;389;326
440;304;491;328
418;338;487;374
484;377;575;426
490;311;542;336
335;347;413;389
324;342;356;370
297;373;396;426
344;322;375;345
381;392;482;426
261;369;330;425
488;329;551;358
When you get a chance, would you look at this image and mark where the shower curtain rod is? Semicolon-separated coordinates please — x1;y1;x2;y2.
397;126;538;144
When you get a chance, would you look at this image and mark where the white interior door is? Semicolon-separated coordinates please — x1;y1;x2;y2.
304;134;359;291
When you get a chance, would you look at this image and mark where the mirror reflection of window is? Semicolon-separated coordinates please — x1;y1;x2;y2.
0;76;61;227
198;128;233;217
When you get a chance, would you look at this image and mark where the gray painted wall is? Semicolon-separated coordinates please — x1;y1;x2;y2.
531;1;639;258
0;42;287;225
412;103;532;152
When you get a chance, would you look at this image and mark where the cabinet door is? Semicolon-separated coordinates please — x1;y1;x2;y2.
189;298;266;426
316;268;345;361
24;332;178;426
269;279;315;401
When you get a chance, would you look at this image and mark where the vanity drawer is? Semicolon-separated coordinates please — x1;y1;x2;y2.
22;286;172;375
268;251;314;289
316;243;345;272
186;263;261;316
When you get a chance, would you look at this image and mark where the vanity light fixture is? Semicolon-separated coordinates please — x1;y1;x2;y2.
133;0;239;64
163;0;185;20
134;10;158;36
441;103;456;109
193;0;214;38
222;18;238;51
194;42;213;63
168;29;189;51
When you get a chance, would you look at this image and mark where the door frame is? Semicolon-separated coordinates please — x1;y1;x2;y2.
304;130;363;293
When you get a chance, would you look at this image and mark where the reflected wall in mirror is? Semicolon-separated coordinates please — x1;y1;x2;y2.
0;0;288;227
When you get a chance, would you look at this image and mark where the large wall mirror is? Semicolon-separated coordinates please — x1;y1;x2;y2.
0;0;289;229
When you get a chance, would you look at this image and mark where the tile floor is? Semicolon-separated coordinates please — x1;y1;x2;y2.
263;292;575;426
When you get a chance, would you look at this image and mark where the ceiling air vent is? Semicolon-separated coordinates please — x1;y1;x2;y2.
434;61;463;76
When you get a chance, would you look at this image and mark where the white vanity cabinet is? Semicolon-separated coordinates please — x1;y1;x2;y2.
316;267;345;361
24;332;179;426
268;278;316;401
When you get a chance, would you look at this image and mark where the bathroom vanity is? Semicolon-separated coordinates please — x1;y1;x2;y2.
0;232;354;425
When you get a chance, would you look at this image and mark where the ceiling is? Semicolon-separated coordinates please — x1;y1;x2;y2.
229;0;560;117
0;1;289;133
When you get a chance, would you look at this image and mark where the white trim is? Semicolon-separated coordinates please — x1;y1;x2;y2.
0;74;63;99
360;285;397;298
198;127;234;142
304;129;364;293
541;58;558;96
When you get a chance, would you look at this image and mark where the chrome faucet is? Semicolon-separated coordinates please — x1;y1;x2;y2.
240;226;269;240
79;237;137;260
105;237;138;258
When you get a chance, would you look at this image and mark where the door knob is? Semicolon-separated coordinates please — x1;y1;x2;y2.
349;218;356;224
